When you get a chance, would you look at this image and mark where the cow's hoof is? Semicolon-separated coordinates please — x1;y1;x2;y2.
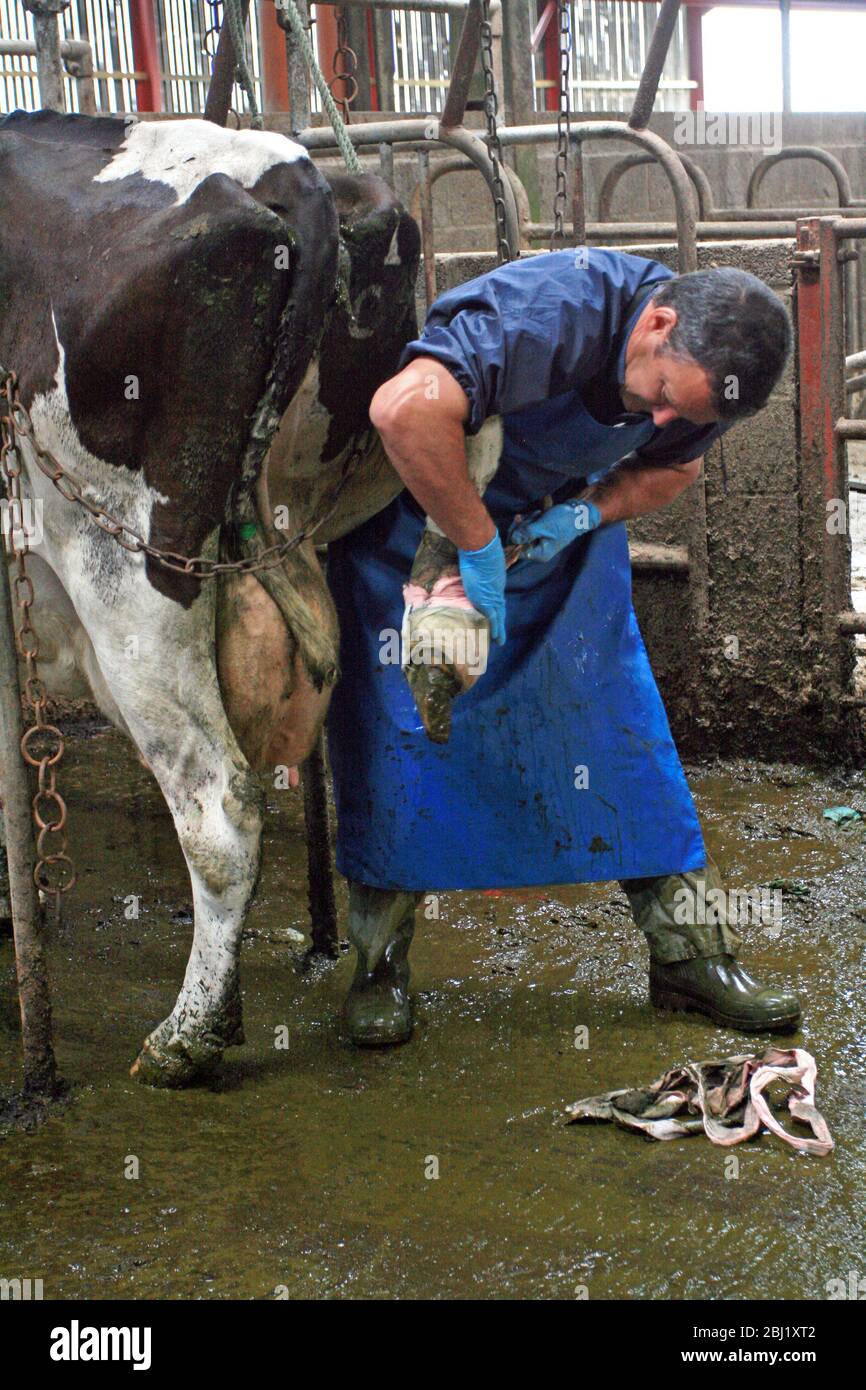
405;664;460;745
130;1024;223;1090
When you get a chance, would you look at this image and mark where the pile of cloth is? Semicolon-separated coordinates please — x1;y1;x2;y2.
566;1048;833;1156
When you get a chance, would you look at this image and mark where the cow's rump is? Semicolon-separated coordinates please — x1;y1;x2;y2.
0;112;340;605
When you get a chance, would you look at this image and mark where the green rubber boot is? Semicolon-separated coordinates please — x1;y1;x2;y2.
344;882;421;1046
621;859;802;1034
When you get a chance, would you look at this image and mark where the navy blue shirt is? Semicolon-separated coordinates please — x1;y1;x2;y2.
399;249;732;478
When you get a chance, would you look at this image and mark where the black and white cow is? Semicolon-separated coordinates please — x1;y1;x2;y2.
0;111;420;1085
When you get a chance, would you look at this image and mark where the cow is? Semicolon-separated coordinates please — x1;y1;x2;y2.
0;111;421;1086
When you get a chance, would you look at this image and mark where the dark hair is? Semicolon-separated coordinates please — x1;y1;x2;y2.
652;268;792;420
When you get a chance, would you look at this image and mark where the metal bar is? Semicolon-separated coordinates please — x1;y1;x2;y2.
0;39;89;57
571;136;586;247
129;0;163;113
301;733;338;956
780;0;792;113
835;219;866;240
529;219;799;240
0;38;96;113
281;0;312;133
297;118;521;259
371;7;395;112
319;0;483;12
629;542;690;572
835;418;866;440
297;118;697;273
846;350;866;372
598;150;713;221
0;540;58;1095
258;0;290;111
628;0;682;129
418;150;437;308
378;139;395;185
794;215;853;711
23;2;67;112
204;0;252;126
748;148;853;210
685;2;705;111
440;0;482;130
845;373;866;394
502;0;540;218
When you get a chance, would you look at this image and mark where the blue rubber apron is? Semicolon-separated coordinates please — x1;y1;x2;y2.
326;393;706;891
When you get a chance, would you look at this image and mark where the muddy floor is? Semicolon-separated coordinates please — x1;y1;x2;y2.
1;724;865;1300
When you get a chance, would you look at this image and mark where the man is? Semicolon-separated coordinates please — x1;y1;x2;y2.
326;248;799;1046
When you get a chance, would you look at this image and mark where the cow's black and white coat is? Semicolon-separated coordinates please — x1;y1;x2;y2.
0;112;420;1084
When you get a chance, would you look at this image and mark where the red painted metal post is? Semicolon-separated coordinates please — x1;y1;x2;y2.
541;0;559;113
128;0;162;113
366;5;379;111
258;0;289;110
685;3;705;111
315;2;340;89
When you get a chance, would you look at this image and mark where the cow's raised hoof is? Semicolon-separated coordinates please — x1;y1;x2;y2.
404;663;461;745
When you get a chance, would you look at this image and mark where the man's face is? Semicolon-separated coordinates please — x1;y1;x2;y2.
621;303;718;428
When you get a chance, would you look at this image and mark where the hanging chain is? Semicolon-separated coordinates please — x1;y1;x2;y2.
222;0;263;130
551;0;573;249
1;376;75;913
479;0;513;264
0;371;372;583
329;6;359;122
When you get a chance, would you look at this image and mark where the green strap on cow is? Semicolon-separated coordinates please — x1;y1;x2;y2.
276;0;363;175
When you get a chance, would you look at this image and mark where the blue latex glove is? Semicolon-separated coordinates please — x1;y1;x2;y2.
458;531;507;645
508;499;602;563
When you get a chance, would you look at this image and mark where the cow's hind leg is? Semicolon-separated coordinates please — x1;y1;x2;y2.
68;564;264;1088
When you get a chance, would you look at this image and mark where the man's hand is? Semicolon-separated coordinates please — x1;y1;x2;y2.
458;532;507;644
509;500;602;563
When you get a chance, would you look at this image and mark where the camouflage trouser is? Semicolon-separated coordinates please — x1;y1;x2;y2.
620;858;742;965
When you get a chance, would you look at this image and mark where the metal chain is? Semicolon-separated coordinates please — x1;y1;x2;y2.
276;0;362;174
479;0;513;264
329;6;359;122
0;377;75;912
223;0;263;130
551;0;573;249
0;371;372;583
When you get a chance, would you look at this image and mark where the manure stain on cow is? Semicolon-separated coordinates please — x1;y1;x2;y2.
1;727;864;1301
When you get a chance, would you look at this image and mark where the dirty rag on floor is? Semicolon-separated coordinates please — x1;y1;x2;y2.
566;1048;833;1156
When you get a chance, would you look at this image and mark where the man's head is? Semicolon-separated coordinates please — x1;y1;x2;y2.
621;267;792;428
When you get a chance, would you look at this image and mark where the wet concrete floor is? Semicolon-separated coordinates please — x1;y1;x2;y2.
2;725;866;1299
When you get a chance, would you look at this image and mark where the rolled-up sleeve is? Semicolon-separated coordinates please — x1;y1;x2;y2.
399;257;608;434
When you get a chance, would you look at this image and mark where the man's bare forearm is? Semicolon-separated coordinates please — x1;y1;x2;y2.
581;457;703;524
370;359;496;552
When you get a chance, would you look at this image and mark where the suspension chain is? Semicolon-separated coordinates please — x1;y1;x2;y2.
330;6;359;122
551;0;573;249
479;0;513;264
0;371;372;583
1;376;75;913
